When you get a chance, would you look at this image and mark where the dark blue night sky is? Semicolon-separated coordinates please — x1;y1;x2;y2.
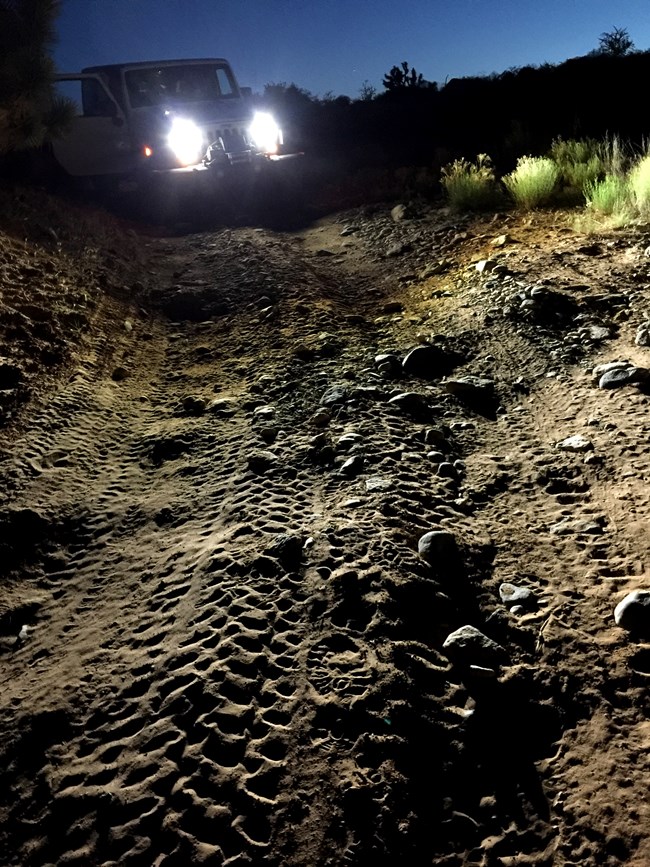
54;0;650;98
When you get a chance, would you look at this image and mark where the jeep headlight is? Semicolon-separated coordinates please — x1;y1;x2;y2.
249;112;281;154
167;117;204;166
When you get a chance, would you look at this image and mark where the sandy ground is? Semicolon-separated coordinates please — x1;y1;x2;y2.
0;190;648;866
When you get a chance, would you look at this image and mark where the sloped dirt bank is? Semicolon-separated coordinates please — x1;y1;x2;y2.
0;192;648;866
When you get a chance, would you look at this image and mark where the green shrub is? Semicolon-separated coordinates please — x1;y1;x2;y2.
502;156;559;209
584;173;632;219
440;153;500;211
628;154;650;216
550;137;603;196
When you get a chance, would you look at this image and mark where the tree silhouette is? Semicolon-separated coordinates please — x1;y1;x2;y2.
382;61;426;91
597;27;634;56
0;0;73;153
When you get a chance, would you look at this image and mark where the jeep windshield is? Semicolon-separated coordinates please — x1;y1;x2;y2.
125;63;238;108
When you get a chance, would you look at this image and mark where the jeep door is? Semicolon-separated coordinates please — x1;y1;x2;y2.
51;75;133;176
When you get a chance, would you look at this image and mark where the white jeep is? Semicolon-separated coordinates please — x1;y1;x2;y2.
52;58;295;183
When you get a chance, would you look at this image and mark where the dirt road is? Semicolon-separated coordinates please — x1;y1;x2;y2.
0;197;648;866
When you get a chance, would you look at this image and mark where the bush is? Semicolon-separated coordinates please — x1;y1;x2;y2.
550;137;603;196
502;156;559;208
584;173;631;218
628;154;650;216
440;153;500;211
0;0;73;153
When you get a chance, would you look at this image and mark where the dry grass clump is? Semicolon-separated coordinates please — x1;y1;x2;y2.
502;156;559;209
440;154;501;211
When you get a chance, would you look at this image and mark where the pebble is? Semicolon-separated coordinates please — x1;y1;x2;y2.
614;589;650;633
402;345;449;379
556;434;593;452
598;366;648;389
499;582;536;610
417;529;458;565
442;625;506;666
365;477;394;492
437;462;458;479
549;517;604;535
247;450;277;473
339;455;364;477
444;375;495;400
388;392;429;414
336;433;362;451
320;385;350;407
635;322;650;347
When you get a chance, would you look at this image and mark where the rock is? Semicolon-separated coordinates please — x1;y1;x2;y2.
391;203;410;222
491;234;513;247
598;366;649;389
402;345;451;379
180;396;206;416
207;398;236;417
587;325;612;342
424;428;449;449
475;259;499;274
320;385;350;407
247;450;277;474
418;530;458;565
388;392;429;415
556;434;593;452
386;242;410;258
266;533;304;569
614;590;650;634
444;376;495;400
309;409;332;428
592;360;632;379
499;582;536;610
437;462;458;479
365;477;394;492
336;433;362;451
635;322;650;347
339;455;364;478
549;517;604;535
442;625;506;666
383;301;404;314
111;366;129;382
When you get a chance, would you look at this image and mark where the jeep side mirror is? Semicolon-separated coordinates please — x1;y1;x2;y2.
240;86;252;100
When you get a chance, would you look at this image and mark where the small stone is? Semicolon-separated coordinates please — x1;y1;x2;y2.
635;323;650;347
383;301;404;314
444;376;495;400
320;385;349;407
267;533;304;568
418;530;458;565
556;434;593;452
475;259;499;273
388;392;429;415
587;324;612;342
491;234;513;247
437;462;457;479
365;476;394;492
442;625;506;666
402;345;451;379
181;396;206;416
336;433;362;451
339;455;364;478
598;366;649;389
386;242;410;258
614;589;650;634
499;582;536;610
247;450;277;473
111;366;129;382
309;409;332;428
207;398;235;416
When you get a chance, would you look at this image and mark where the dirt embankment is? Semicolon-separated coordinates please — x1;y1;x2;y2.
0;190;648;867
